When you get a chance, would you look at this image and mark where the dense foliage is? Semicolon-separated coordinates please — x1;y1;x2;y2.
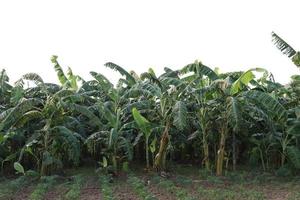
0;33;300;177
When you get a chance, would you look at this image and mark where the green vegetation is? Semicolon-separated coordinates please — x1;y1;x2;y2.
0;32;300;198
151;175;195;200
197;185;264;200
65;175;84;199
99;174;115;200
0;176;33;198
29;176;56;200
127;174;157;200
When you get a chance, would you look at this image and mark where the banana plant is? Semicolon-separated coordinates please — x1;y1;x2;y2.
180;61;219;171
84;65;139;174
201;68;287;175
0;73;83;175
140;67;189;171
132;107;152;169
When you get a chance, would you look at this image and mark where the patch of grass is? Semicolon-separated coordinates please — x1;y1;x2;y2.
152;175;195;200
99;174;115;200
127;174;156;200
288;191;300;200
0;174;38;199
197;185;265;200
174;175;193;186
29;176;57;200
64;175;84;200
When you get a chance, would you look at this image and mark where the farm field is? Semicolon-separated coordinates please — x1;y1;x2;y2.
0;165;300;200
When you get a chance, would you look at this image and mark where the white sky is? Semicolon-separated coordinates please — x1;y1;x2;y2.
0;0;299;85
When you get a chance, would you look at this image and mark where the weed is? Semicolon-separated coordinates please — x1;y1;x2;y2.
197;185;265;200
99;174;115;200
64;175;84;200
154;176;195;200
29;176;57;200
127;174;157;200
0;176;31;198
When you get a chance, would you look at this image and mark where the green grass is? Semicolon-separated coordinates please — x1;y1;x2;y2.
197;185;264;200
0;175;35;199
99;174;115;200
64;175;84;200
29;176;57;200
151;175;196;200
127;173;157;200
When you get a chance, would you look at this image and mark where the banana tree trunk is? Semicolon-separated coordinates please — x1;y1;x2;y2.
41;126;50;176
40;161;48;176
216;126;227;176
203;131;210;170
154;122;170;171
145;136;150;169
232;133;236;171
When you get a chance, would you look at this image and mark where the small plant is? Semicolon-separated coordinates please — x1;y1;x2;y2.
275;165;292;177
64;175;84;200
0;176;31;198
128;174;157;200
99;174;115;200
199;168;213;179
29;176;57;200
154;176;195;200
174;175;193;186
197;185;265;200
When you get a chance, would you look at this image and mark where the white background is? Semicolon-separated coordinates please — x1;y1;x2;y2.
0;0;299;84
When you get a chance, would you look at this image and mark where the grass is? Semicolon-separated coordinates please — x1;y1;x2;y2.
151;175;196;200
99;174;115;200
64;174;84;200
197;185;264;200
29;176;57;200
127;173;157;200
0;175;37;199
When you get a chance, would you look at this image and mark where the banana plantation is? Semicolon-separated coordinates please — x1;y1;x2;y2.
0;33;300;199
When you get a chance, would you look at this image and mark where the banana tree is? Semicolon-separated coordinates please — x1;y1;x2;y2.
208;68;287;175
84;63;143;174
132;107;153;169
0;73;83;175
139;67;189;171
180;61;219;170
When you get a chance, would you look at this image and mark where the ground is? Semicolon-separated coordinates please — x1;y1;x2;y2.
0;164;299;200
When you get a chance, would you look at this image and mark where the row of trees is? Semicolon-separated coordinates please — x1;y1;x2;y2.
0;33;299;177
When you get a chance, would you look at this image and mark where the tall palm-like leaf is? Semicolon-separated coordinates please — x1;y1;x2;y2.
132;108;152;168
272;32;296;58
51;55;68;85
271;32;300;67
105;62;136;86
180;61;219;81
